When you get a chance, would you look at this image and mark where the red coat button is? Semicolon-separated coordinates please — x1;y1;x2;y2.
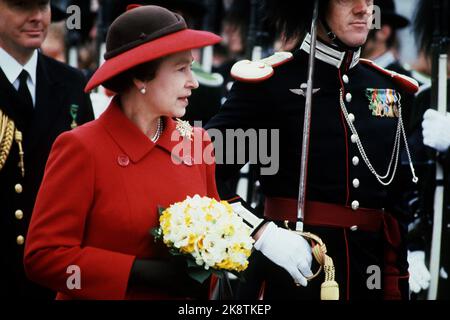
117;155;130;167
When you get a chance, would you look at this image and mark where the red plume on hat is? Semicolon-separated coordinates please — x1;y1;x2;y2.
84;5;221;92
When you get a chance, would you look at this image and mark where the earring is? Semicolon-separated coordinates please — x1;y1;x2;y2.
140;87;146;95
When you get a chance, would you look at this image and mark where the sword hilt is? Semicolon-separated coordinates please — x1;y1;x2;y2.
284;220;340;300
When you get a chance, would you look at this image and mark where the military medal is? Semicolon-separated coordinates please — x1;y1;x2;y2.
366;88;400;118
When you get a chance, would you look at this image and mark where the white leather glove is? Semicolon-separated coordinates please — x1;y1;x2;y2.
408;250;431;294
254;222;313;286
422;109;450;152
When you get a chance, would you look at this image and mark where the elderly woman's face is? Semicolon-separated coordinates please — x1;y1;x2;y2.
326;0;374;47
144;50;199;118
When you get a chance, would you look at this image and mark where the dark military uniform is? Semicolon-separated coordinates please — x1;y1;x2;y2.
0;52;94;298
407;80;450;299
206;34;418;300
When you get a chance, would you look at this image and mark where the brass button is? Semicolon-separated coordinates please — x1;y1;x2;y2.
348;113;355;123
350;225;358;231
352;156;359;166
345;93;352;103
351;134;358;143
352;179;360;188
342;74;349;84
15;183;23;194
15;209;24;220
351;200;359;211
16;235;25;245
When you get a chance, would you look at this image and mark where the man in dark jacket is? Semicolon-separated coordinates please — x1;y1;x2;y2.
0;0;94;298
206;0;419;300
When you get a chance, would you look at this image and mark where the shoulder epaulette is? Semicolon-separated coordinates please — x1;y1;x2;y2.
359;58;419;94
230;52;293;83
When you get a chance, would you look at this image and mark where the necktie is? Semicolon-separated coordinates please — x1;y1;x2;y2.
17;70;34;124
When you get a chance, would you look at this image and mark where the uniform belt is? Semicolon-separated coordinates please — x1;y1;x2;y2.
264;197;383;232
265;197;406;299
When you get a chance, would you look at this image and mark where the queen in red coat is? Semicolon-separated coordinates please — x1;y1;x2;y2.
23;5;222;300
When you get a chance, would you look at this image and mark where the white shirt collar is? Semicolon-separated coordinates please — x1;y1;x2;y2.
373;51;396;69
300;33;360;69
0;47;38;87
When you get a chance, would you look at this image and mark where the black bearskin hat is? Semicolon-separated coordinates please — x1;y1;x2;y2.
414;0;450;55
262;0;330;43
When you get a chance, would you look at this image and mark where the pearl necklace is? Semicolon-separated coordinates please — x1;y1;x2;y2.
339;89;418;186
150;117;163;142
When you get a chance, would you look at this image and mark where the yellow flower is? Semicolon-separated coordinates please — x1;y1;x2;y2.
185;214;192;226
156;195;254;274
160;211;172;234
224;224;235;236
197;236;204;250
181;234;197;254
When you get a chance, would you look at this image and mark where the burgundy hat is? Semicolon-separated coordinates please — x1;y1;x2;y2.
84;5;221;92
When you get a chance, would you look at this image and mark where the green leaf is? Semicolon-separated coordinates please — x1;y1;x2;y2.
188;267;212;284
186;259;199;268
150;227;162;240
169;248;184;256
157;206;166;216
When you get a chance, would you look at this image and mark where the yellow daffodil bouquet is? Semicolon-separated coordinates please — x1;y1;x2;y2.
151;195;254;283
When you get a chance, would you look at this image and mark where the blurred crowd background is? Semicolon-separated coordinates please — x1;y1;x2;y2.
46;0;435;118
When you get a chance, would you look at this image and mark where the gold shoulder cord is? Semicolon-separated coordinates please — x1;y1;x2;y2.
284;221;340;300
0;109;25;176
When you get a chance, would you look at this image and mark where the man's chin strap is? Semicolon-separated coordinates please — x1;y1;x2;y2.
320;18;360;52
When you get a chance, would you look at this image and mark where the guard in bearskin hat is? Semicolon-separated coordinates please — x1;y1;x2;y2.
406;0;450;300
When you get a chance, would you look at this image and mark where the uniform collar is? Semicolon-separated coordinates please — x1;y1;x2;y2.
99;96;180;163
373;51;396;69
0;47;38;86
300;33;360;70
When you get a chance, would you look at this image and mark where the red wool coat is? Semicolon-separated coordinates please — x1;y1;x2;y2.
24;98;219;299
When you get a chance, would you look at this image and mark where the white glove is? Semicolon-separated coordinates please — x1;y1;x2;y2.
254;222;313;286
408;250;431;294
422;109;450;152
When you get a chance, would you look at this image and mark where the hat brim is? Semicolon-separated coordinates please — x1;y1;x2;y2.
85;29;221;92
51;4;66;22
381;13;410;29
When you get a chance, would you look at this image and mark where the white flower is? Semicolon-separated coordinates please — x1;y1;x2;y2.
158;195;254;272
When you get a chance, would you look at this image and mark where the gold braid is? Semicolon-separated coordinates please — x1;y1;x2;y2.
284;221;340;300
0;109;25;176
